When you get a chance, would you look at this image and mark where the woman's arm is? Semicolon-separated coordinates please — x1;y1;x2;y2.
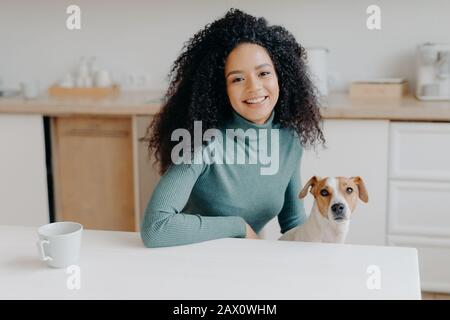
140;162;247;248
277;158;308;234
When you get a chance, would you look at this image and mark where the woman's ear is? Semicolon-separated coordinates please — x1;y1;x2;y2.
299;176;319;199
351;176;369;203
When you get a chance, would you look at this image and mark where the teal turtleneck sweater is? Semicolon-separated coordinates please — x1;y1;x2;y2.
140;109;306;248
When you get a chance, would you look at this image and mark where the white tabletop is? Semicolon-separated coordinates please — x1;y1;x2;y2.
0;225;421;300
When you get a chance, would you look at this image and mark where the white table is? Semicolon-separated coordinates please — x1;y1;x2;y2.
0;225;421;299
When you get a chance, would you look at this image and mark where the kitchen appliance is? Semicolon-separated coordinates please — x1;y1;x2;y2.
416;43;450;100
306;47;329;97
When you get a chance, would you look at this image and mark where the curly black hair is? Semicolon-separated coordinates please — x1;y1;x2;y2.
142;8;325;174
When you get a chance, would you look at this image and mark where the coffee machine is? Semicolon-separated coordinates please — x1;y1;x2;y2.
416;43;450;100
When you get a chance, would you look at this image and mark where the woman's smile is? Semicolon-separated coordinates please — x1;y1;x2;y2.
243;95;269;106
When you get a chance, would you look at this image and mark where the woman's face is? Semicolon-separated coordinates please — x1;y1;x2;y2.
224;43;279;124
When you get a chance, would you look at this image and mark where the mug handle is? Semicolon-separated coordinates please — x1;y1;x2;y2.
36;240;53;261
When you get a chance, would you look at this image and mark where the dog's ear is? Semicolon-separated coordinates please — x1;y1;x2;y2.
351;176;369;203
299;176;319;199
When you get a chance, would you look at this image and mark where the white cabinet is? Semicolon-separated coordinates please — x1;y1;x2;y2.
261;119;389;246
388;180;450;237
389;123;450;181
388;122;450;293
0;114;49;226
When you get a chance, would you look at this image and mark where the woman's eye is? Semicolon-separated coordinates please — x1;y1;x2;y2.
259;71;270;77
320;189;329;197
346;187;353;194
232;77;243;83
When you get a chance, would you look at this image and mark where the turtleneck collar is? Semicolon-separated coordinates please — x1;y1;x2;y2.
227;108;276;130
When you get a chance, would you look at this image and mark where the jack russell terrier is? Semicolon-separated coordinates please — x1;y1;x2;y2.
279;176;369;243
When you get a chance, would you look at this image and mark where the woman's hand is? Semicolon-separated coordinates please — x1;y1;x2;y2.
245;223;260;239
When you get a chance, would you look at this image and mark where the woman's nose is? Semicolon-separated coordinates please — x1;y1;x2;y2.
246;74;263;91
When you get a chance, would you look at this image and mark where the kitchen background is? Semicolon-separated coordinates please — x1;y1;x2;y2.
1;0;450;93
1;0;450;300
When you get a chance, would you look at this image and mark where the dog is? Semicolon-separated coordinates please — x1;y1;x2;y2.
279;176;368;243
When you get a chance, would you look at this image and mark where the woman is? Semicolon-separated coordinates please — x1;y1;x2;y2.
140;8;324;248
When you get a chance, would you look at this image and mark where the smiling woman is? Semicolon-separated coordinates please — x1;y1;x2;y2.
139;8;325;248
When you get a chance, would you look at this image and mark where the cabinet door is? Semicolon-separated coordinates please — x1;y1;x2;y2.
390;122;450;181
261;119;389;246
388;180;450;237
52;116;135;231
0;114;49;226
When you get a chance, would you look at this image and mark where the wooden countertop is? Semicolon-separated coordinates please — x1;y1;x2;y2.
0;91;164;116
1;91;450;121
321;94;450;121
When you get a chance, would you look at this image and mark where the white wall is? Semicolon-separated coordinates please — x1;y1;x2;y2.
1;0;449;93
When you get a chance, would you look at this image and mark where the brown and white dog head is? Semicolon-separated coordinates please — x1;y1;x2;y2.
299;176;369;224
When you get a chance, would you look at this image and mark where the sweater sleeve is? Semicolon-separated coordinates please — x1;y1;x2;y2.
277;153;307;234
140;161;247;248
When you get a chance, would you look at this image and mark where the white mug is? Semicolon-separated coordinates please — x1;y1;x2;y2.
58;73;75;88
94;70;112;87
20;80;40;99
37;221;83;268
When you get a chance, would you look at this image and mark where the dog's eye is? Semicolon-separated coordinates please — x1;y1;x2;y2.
346;187;353;194
320;189;329;196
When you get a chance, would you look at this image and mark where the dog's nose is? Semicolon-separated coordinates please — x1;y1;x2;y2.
331;203;346;215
